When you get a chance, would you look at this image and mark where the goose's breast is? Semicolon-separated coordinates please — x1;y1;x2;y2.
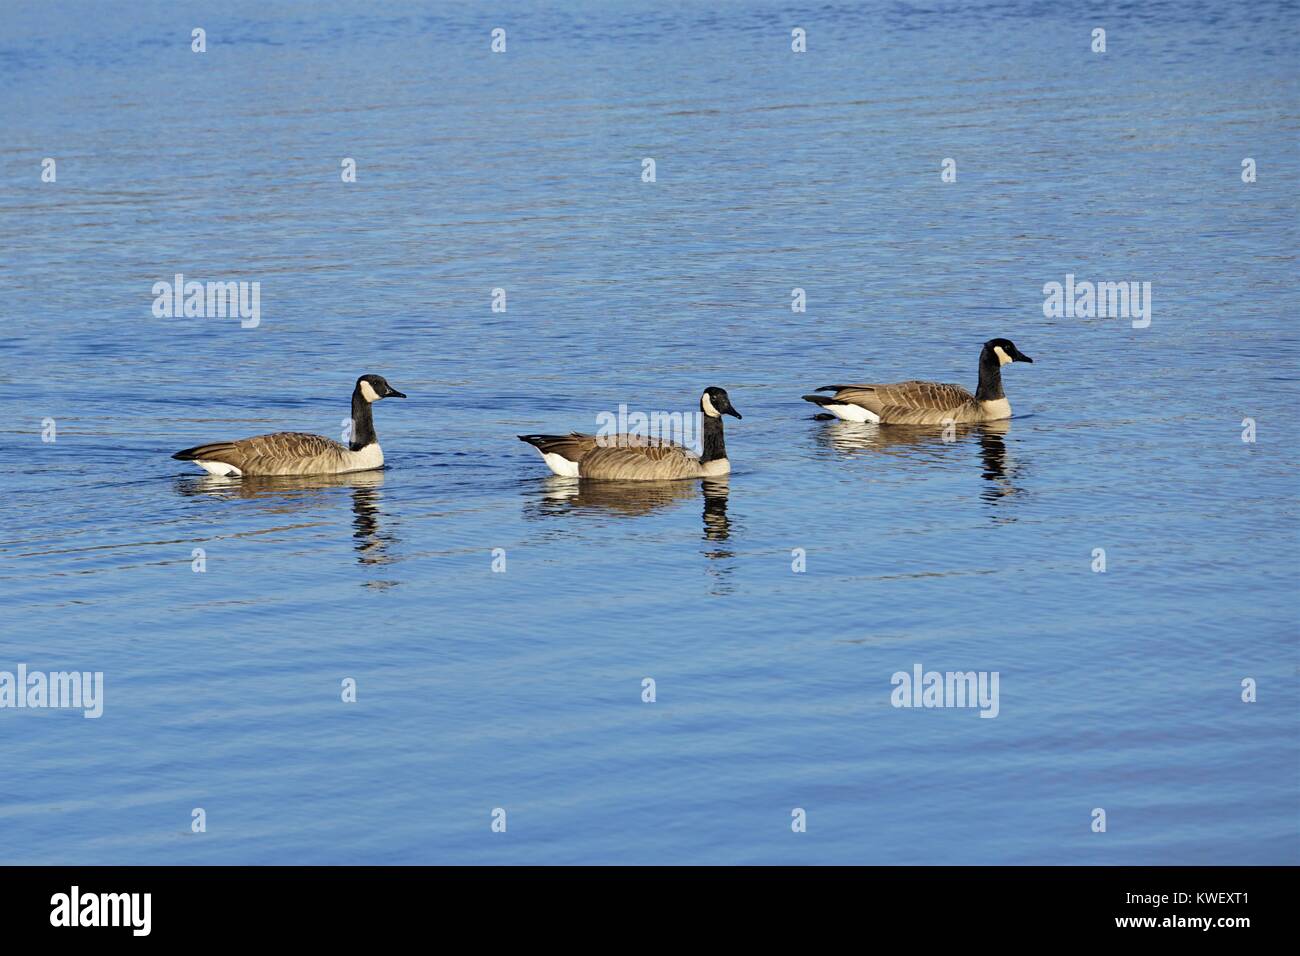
339;443;384;473
978;398;1011;421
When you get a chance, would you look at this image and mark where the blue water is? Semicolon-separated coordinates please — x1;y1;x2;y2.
2;0;1297;864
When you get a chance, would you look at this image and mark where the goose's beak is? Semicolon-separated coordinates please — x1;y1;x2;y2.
1016;354;1033;364
387;389;407;399
725;407;742;419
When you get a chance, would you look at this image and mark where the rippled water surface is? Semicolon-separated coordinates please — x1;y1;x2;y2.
2;0;1297;864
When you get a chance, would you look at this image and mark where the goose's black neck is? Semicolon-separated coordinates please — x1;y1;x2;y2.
975;349;1005;402
350;387;377;450
701;414;728;463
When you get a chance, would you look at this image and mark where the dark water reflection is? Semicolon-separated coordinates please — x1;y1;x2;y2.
815;419;1024;509
526;476;733;544
173;471;398;567
523;476;736;591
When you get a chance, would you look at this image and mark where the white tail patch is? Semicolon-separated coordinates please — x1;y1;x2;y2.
542;452;580;477
823;404;879;423
196;460;242;477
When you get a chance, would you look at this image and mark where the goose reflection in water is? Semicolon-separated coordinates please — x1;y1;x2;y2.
815;419;1022;505
173;471;398;566
525;476;733;546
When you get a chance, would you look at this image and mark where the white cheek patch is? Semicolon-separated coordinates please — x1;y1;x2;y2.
701;392;720;417
993;346;1013;366
359;380;381;402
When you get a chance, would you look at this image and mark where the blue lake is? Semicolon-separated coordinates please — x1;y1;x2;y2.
1;0;1297;864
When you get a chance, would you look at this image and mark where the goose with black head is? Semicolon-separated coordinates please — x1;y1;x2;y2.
172;374;407;476
802;339;1033;425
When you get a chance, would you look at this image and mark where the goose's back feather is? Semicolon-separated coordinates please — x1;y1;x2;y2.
518;432;680;460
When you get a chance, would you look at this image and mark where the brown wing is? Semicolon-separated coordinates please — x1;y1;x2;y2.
518;432;684;463
868;381;974;411
578;442;703;480
235;432;348;473
819;381;974;420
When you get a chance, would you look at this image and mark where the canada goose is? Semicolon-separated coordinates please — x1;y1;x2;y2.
802;339;1033;425
519;387;742;480
172;374;406;477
